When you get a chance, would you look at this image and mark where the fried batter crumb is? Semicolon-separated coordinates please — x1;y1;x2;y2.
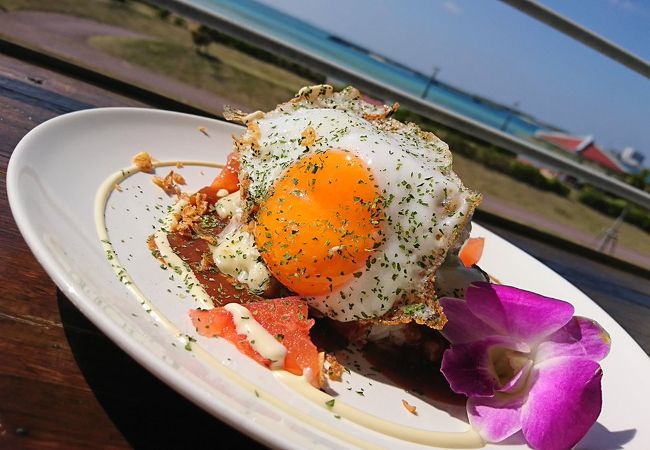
222;106;265;124
172;193;209;235
152;170;186;197
247;121;261;141
233;126;261;154
363;102;400;121
325;353;344;381
199;252;214;271
402;399;417;415
147;235;165;264
113;183;122;192
172;171;186;185
132;151;155;173
198;126;209;137
300;126;317;147
175;161;184;169
317;351;326;388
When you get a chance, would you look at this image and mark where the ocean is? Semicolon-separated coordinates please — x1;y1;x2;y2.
188;0;547;139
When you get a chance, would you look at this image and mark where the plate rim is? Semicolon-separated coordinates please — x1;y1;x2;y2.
6;107;307;450
8;106;650;450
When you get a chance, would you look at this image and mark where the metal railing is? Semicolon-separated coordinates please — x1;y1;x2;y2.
154;0;650;210
498;0;650;80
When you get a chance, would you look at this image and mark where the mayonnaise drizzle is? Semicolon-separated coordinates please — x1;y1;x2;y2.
276;371;484;449
211;229;270;294
215;190;242;219
224;303;286;369
95;160;485;449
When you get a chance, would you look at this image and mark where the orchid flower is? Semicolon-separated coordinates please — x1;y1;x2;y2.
440;282;610;450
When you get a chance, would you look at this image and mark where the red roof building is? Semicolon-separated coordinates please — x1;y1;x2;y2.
535;131;626;174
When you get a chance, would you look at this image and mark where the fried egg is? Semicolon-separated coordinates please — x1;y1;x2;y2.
229;86;480;324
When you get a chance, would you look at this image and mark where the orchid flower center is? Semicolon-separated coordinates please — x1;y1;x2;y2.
489;346;531;388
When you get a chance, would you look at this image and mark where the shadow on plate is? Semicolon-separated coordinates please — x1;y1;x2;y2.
330;342;469;421
577;422;636;450
57;290;267;450
499;422;636;448
311;320;469;421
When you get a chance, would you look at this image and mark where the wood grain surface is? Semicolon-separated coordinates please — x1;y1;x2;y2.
0;54;263;450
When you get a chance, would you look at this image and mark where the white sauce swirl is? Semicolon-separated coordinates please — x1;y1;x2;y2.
224;303;287;369
210;229;270;294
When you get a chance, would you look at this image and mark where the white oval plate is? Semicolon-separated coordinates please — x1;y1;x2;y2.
8;108;650;449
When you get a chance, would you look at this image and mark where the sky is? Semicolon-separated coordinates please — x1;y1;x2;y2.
256;0;650;160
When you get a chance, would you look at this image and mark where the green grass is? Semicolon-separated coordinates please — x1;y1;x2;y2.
0;0;189;42
207;41;315;94
0;0;314;110
90;36;309;110
453;153;650;256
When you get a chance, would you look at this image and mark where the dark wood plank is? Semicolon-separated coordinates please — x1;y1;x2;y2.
0;53;264;449
0;52;144;450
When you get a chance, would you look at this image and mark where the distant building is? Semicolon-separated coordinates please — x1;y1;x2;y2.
535;131;627;174
619;147;645;169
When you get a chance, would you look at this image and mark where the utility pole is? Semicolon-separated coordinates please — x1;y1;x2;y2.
597;206;628;255
421;66;440;99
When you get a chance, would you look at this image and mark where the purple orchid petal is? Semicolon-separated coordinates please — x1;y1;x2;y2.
498;359;533;394
441;336;529;397
466;282;575;343
521;357;603;450
439;297;500;344
535;316;611;363
467;392;526;443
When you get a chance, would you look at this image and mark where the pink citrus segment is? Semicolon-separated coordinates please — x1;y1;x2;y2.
190;297;322;386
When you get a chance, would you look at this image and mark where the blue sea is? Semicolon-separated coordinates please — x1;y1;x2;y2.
189;0;547;138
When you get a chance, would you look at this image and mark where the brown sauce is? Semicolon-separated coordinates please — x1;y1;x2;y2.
197;186;223;206
155;189;282;306
167;230;263;306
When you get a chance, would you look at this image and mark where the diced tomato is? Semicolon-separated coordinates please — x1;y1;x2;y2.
209;152;240;193
459;237;485;268
190;297;322;387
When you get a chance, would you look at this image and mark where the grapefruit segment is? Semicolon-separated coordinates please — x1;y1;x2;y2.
210;151;240;193
190;297;322;387
459;237;485;268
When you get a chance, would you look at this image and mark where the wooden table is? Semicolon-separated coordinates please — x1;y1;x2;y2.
0;53;265;449
2;51;649;450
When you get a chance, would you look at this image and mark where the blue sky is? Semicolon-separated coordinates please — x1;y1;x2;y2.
257;0;650;160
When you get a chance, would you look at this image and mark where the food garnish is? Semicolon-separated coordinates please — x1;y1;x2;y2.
402;399;417;415
132;151;155;173
152;170;186;196
207;151;239;194
459;237;485;268
325;353;344;382
440;282;610;450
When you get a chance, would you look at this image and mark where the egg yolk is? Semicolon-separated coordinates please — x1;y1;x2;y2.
255;150;384;296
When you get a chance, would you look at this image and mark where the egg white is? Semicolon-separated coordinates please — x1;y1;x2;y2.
239;106;478;322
